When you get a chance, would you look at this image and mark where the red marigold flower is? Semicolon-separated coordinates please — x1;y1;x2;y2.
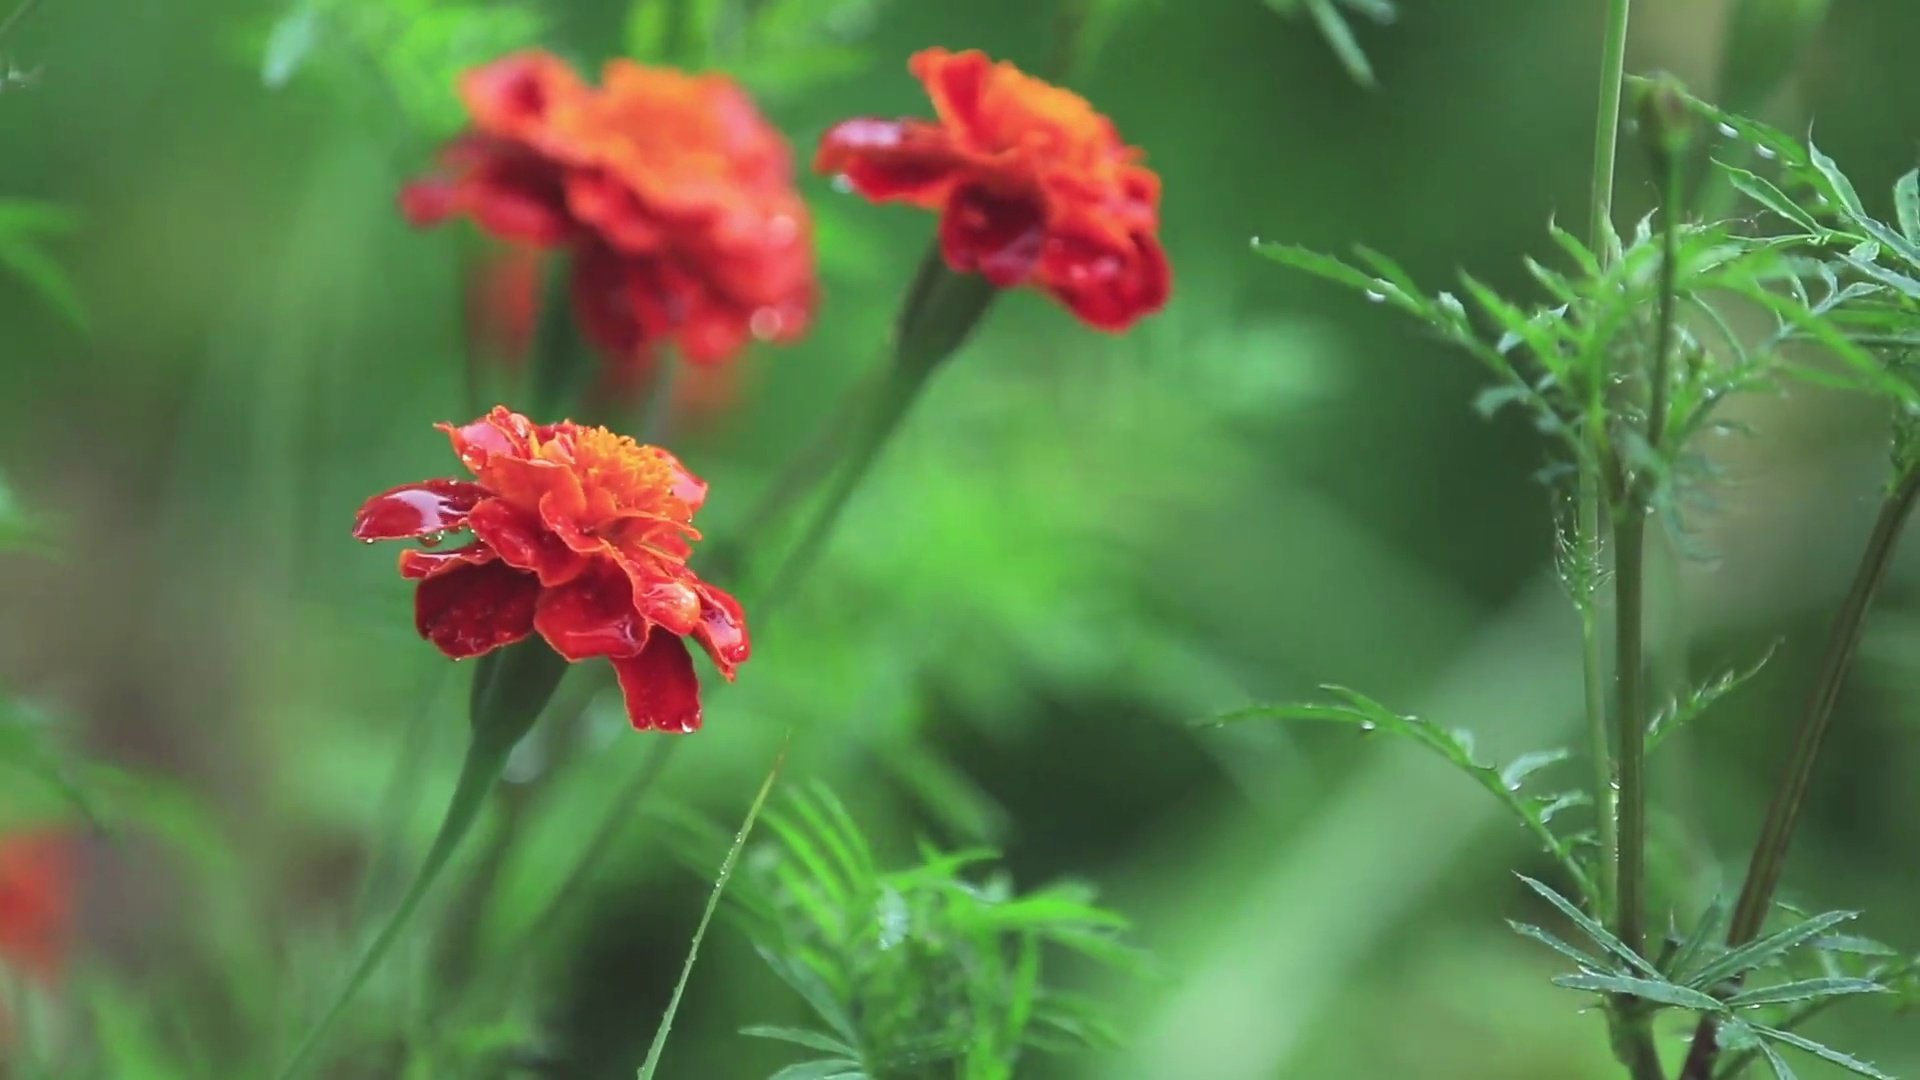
816;47;1170;332
0;830;74;985
354;406;749;732
402;51;817;367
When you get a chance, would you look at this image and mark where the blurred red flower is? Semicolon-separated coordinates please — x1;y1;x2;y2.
354;407;749;732
816;47;1169;331
0;830;74;985
402;51;816;367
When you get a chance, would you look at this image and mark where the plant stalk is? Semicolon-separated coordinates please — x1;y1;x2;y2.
1580;0;1634;927
1678;465;1920;1080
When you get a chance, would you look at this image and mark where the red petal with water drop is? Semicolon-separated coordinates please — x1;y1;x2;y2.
353;479;489;541
610;632;702;732
533;566;648;661
415;559;539;658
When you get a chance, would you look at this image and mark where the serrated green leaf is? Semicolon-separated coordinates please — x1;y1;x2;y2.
1670;897;1733;983
1688;910;1859;990
768;1060;866;1080
1552;972;1725;1011
741;1026;856;1056
1508;920;1614;974
1297;0;1377;88
1254;241;1395;299
1499;748;1570;791
1727;977;1886;1009
1811;934;1899;958
1896;171;1920;247
1517;874;1660;977
1648;644;1778;752
1719;163;1826;236
1808;140;1867;219
1750;1023;1896;1080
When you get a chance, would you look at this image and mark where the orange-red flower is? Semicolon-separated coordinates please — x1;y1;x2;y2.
354;407;749;732
816;47;1169;332
0;830;74;985
402;51;816;367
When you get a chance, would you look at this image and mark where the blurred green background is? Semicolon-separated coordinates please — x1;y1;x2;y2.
2;0;1919;1076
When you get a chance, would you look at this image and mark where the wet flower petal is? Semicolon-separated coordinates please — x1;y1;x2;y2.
360;407;749;734
817;47;1169;331
533;567;647;660
353;479;489;541
405;50;817;366
415;559;539;658
610;632;702;732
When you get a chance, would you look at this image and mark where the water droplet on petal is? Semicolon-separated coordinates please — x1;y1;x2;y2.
830;174;853;194
749;306;784;341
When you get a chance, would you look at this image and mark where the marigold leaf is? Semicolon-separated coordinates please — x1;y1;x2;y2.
1896;171;1920;247
1647;643;1778;752
1508;920;1614;975
1551;972;1725;1011
741;1027;857;1057
1726;977;1886;1009
1749;1023;1896;1080
1687;910;1859;990
1517;874;1661;978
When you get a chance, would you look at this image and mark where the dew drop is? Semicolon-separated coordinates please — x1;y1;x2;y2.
1755;145;1778;160
830;174;853;194
1717;123;1738;138
1248;235;1264;248
749;306;784;341
1364;290;1387;303
1358;721;1378;734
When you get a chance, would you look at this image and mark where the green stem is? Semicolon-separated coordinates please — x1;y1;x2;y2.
1580;0;1634;930
276;736;511;1080
1590;0;1633;262
1678;466;1920;1080
1579;468;1617;922
0;0;47;44
636;740;788;1079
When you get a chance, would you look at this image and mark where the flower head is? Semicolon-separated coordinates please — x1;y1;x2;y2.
817;47;1169;331
402;51;816;366
354;407;749;732
0;830;74;985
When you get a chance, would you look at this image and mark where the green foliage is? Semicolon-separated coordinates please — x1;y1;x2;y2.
258;0;545;134
1262;0;1395;89
626;0;892;99
1212;688;1598;904
730;785;1139;1080
0;199;83;330
1512;880;1900;1077
639;747;788;1080
1645;643;1778;752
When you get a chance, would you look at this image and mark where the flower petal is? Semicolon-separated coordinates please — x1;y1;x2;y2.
1038;230;1170;332
816;118;962;204
415;559;539;658
610;632;702;732
398;541;496;580
467;497;588;586
939;183;1046;288
353;479;489;541
461;51;588;144
533;566;647;660
691;581;750;675
0;832;74;985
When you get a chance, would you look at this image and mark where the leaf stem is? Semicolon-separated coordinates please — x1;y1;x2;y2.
636;738;789;1079
1678;466;1920;1080
1590;0;1632;263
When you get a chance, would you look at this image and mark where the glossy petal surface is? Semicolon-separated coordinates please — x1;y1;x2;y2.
815;47;1169;331
359;407;750;733
401;50;817;367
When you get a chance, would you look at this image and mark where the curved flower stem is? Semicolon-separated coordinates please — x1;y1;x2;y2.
276;735;512;1080
1677;466;1920;1080
757;249;997;612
